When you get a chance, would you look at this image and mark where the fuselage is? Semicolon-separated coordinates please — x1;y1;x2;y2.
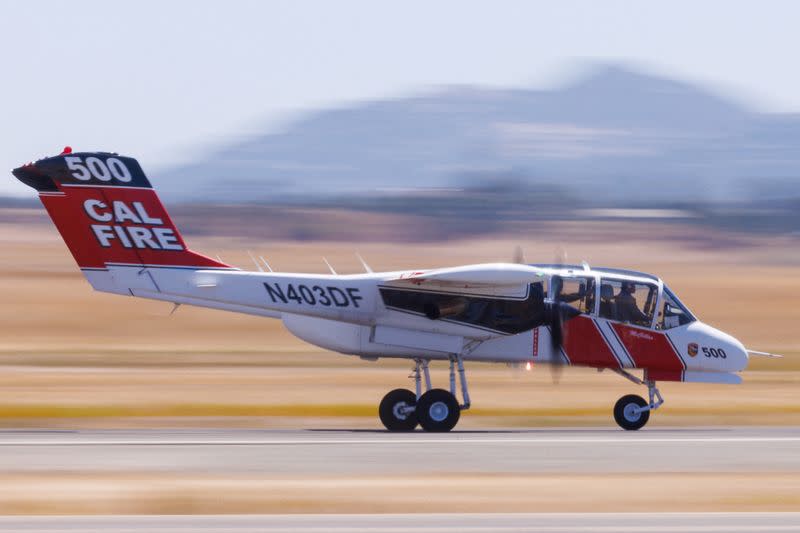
82;261;748;383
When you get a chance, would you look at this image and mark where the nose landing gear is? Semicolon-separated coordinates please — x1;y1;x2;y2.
379;356;471;432
612;369;664;430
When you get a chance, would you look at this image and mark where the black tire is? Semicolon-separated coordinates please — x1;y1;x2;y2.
614;394;650;431
416;388;460;432
379;388;418;431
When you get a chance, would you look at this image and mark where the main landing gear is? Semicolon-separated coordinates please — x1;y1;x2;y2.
379;356;471;432
612;369;664;431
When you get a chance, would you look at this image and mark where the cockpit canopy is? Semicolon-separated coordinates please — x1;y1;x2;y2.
549;267;696;330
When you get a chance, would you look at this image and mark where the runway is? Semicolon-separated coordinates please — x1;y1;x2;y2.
2;513;800;532
0;426;798;474
0;427;798;517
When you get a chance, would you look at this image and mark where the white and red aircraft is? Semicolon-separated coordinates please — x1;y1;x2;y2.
13;149;772;431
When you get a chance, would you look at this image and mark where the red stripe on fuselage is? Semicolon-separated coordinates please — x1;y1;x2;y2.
611;323;685;371
563;316;620;369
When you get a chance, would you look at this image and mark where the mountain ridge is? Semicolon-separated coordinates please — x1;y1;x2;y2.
157;64;799;204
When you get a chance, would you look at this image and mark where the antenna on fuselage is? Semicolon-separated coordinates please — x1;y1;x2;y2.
323;257;337;275
247;250;264;272
356;252;373;273
258;256;274;272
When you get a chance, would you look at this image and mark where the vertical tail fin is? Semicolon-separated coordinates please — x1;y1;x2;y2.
13;151;231;281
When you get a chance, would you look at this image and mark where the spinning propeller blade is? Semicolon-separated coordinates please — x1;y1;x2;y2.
544;298;581;383
512;245;526;264
545;246;579;383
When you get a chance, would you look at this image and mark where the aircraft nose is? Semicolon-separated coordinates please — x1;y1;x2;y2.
728;336;749;372
708;324;749;372
685;322;749;372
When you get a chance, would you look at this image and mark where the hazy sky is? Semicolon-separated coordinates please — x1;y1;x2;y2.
1;0;798;195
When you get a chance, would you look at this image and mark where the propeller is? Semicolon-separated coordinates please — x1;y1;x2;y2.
546;246;577;383
544;296;581;383
512;245;526;264
516;244;580;383
555;245;567;267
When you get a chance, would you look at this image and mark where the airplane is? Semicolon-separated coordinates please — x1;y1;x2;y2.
12;148;777;431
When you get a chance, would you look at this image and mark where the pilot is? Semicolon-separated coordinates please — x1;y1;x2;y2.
614;281;650;325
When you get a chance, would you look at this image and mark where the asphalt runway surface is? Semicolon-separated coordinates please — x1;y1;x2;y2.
1;513;800;532
1;427;799;530
0;426;798;474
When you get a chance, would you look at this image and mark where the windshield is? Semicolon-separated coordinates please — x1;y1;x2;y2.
659;285;697;329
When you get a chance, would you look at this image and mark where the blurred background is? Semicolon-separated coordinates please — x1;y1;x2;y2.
0;0;799;514
4;2;800;235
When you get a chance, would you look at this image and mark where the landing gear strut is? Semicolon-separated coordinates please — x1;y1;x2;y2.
379;356;471;432
612;369;664;431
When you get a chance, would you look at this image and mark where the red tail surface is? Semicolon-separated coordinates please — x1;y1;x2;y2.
13;151;230;271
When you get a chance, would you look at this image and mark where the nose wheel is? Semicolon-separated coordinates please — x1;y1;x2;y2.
379;356;471;432
613;394;649;430
612;370;665;431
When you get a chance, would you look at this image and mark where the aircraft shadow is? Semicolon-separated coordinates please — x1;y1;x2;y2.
307;427;732;434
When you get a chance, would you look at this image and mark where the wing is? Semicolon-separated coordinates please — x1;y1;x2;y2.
386;263;547;290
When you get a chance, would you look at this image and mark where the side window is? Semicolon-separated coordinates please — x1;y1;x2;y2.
598;279;657;327
556;277;595;314
379;281;547;335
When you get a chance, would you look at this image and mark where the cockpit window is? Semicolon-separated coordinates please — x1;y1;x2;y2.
659;286;696;329
598;279;657;327
553;276;595;314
